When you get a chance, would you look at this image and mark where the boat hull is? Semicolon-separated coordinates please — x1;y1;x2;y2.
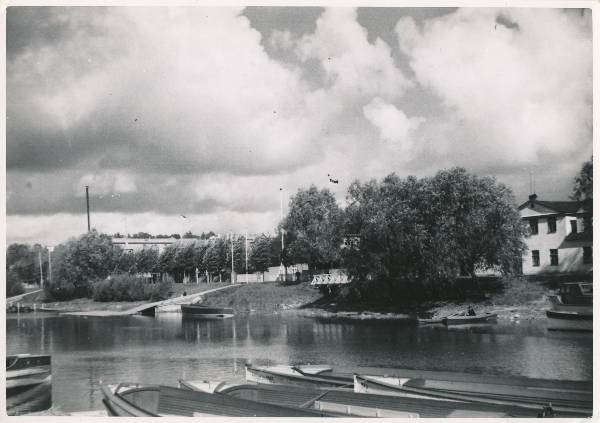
444;313;497;325
546;310;593;332
245;364;352;388
180;305;234;319
6;354;52;416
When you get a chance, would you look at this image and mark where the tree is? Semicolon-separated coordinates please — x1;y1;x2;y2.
572;157;592;201
203;239;228;282
343;168;526;299
47;231;120;300
283;185;344;271
250;235;271;275
134;248;160;274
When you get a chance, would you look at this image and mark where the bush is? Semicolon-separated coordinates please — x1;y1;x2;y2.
92;273;174;302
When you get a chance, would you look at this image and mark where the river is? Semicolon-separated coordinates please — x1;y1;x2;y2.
6;312;593;414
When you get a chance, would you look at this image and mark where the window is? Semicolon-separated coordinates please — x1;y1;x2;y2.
570;220;578;234
547;216;556;233
550;249;559;266
529;218;538;235
532;250;540;267
583;247;592;264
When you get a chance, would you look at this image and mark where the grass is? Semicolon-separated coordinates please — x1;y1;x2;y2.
200;282;321;313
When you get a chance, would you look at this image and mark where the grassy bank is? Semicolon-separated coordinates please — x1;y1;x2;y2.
16;283;233;312
200;282;322;313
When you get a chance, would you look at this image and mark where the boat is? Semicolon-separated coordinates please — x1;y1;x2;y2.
6;354;52;415
354;374;590;416
246;364;591;394
100;382;333;417
443;312;497;325
546;310;593;332
178;379;541;418
418;318;445;325
180;304;234;319
244;364;353;388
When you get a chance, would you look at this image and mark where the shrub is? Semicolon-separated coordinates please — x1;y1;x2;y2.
6;268;25;297
92;273;174;302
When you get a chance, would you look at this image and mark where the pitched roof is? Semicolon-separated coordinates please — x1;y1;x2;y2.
518;198;590;214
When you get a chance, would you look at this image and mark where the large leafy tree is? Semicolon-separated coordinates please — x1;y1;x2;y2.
571;157;592;201
343;168;526;296
47;230;120;299
283;185;343;271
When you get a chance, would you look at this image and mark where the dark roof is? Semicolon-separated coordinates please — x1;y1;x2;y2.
518;199;590;214
564;231;593;242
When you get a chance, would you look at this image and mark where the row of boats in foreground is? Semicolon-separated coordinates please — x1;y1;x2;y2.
101;363;593;418
6;354;52;415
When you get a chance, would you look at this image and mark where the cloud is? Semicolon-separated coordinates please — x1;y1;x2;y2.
396;8;592;169
363;97;424;152
296;8;412;101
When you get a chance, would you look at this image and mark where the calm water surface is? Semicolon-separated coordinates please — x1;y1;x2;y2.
6;312;592;413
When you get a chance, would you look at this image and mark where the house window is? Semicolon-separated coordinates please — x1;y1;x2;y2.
550;249;559;266
529;218;538;235
532;250;540;267
570;220;577;234
547;216;556;233
583;247;592;264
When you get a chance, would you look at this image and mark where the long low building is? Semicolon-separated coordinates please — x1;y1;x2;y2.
518;194;592;275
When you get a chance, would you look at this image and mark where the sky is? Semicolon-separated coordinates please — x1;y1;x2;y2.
6;6;594;246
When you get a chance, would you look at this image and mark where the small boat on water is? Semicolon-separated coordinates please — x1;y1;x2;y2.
546;310;593;332
179;379;539;418
100;383;333;417
354;374;590;417
244;364;352;388
418;318;445;325
546;282;592;331
443;312;498;325
6;354;52;415
180;304;234;319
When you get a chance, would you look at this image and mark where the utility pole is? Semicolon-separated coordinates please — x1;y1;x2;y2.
38;250;44;287
231;234;235;284
85;185;91;232
48;246;53;285
279;188;286;282
245;231;249;284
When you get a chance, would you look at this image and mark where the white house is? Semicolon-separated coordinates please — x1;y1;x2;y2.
518;194;592;275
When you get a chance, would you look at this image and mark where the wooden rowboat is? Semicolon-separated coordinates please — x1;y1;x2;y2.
546;310;593;332
354;374;590;417
443;312;498;325
179;379;545;418
180;305;234;319
6;354;52;416
100;382;333;417
245;364;353;388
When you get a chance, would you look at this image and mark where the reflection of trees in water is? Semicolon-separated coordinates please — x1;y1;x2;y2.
181;318;234;343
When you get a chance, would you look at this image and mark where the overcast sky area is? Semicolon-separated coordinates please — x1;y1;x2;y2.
6;6;593;246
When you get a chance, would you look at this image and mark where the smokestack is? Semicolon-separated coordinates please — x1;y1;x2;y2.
85;185;91;232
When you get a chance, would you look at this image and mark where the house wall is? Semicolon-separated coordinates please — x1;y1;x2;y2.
521;214;591;275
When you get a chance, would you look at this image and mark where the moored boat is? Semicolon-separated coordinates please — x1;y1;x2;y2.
6;354;52;415
180;304;234;319
443;312;498;325
546;310;593;332
179;379;540;418
244;364;352;388
354;374;590;416
100;382;333;417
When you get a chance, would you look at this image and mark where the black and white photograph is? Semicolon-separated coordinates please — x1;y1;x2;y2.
4;2;595;418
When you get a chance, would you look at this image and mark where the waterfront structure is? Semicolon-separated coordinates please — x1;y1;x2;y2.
518;194;592;275
111;237;189;254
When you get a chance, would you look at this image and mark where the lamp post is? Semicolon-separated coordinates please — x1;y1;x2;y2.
245;231;249;284
279;188;286;282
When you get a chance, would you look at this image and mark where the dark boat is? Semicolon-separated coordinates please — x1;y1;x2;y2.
443;312;498;325
546;310;593;332
100;382;333;416
180;304;234;319
179;379;551;418
354;374;591;416
6;354;52;415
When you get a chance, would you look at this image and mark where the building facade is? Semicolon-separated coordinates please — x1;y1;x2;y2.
519;194;592;275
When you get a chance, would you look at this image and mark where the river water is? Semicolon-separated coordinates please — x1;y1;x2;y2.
6;312;593;414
